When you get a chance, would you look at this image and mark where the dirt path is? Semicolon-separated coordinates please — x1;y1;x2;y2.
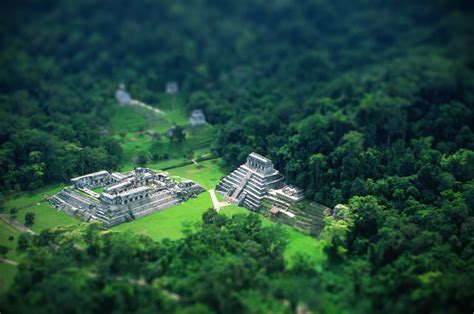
0;213;36;235
130;99;162;114
0;257;19;266
208;189;230;212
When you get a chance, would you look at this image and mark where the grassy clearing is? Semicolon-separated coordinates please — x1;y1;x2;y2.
5;184;80;233
167;159;225;189
0;222;22;261
118;125;215;170
0;263;17;293
109;105;171;133
113;197;324;267
215;192;225;202
283;227;325;269
113;193;213;240
159;107;188;126
4;184;65;210
0;221;22;293
219;205;248;216
13;203;80;233
108;100;216;170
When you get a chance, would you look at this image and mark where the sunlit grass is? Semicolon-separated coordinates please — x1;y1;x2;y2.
167;159;225;189
112;193;213;240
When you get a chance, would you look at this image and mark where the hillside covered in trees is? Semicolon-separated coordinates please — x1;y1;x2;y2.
0;0;473;313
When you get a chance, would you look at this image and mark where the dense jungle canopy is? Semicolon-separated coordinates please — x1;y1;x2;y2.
0;0;473;313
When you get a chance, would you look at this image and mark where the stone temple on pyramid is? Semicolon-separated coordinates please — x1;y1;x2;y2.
216;152;304;212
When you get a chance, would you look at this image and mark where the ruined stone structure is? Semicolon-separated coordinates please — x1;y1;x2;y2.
115;83;131;105
216;152;304;211
49;168;204;228
264;185;305;216
166;81;178;94
189;109;206;126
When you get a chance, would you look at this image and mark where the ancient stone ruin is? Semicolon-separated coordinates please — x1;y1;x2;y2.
115;83;131;105
49;168;204;228
165;81;178;94
189;109;206;126
216;152;304;213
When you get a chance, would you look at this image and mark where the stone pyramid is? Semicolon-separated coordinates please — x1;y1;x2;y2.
216;152;284;210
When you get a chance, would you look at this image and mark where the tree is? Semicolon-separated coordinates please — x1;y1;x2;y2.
18;232;35;250
25;211;35;226
170;125;186;143
0;245;8;256
134;153;149;167
10;207;18;218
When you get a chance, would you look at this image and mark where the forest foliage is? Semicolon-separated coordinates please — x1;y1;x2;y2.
0;0;473;313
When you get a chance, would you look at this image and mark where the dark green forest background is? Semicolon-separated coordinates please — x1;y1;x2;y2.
1;0;473;313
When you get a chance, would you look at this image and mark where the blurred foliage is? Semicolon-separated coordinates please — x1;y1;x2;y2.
0;0;473;313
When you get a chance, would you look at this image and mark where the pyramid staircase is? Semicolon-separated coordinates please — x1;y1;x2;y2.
231;171;253;199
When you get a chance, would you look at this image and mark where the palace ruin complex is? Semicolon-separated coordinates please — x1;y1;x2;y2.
49;167;204;228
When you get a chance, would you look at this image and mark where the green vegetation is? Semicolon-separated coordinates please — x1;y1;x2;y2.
108;106;171;134
13;203;80;233
219;205;248;217
0;263;17;293
0;222;21;262
91;187;104;194
221;205;324;266
4;184;65;210
0;0;473;313
113;196;323;265
1;211;329;313
167;159;225;189
112;106;216;170
3;185;80;233
113;193;213;240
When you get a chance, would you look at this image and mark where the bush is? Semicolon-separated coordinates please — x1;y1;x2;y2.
25;212;35;226
18;232;35;250
10;207;18;217
0;245;9;256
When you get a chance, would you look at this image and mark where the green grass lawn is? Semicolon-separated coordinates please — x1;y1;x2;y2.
113;193;213;240
92;187;104;194
5;184;65;210
5;184;81;233
0;222;23;294
0;221;22;261
0;263;17;293
283;226;325;269
219;205;248;216
215;192;225;202
159;107;189;127
167;159;225;189
13;203;80;233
